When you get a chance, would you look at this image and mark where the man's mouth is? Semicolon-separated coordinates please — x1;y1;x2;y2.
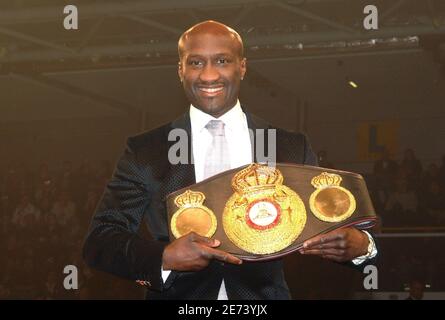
198;86;224;97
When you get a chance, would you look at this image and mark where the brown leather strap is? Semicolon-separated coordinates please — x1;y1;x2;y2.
166;163;377;261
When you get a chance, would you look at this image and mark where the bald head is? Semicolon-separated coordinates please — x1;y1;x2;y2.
178;20;244;59
177;20;247;118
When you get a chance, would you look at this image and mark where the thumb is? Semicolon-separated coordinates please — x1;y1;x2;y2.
189;232;220;247
210;239;221;247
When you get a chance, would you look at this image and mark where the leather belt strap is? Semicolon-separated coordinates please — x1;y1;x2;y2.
166;163;377;261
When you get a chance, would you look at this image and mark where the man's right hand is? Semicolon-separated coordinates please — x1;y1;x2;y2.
162;232;242;271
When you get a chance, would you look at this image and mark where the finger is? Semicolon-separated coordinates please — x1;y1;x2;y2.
309;240;347;250
203;247;242;265
303;231;344;249
300;248;344;257
189;232;220;247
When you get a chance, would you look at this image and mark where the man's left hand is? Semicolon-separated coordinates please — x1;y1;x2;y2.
299;227;369;262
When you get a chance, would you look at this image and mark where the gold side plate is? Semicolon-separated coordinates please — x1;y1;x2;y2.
171;190;217;238
309;172;356;222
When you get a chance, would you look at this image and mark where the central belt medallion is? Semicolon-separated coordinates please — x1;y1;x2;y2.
223;163;306;254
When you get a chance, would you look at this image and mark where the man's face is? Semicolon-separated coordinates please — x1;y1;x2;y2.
410;281;424;300
178;32;246;118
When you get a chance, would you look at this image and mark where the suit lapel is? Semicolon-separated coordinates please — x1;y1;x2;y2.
243;106;271;163
160;113;196;289
168;112;196;188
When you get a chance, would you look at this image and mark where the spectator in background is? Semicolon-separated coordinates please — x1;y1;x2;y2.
41;271;62;300
417;162;445;225
37;193;53;218
11;194;41;228
36;162;52;187
373;148;399;209
14;163;35;199
20;213;40;239
384;178;418;225
56;160;75;194
35;162;55;205
420;181;445;223
421;163;440;190
438;155;445;189
50;191;77;227
2;163;24;215
0;284;11;299
35;182;55;209
399;148;422;191
74;160;94;208
406;279;425;300
0;185;6;233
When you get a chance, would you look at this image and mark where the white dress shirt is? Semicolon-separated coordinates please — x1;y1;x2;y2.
162;100;252;299
161;100;377;298
189;100;252;182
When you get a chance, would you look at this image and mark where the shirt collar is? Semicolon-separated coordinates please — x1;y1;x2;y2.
189;100;246;134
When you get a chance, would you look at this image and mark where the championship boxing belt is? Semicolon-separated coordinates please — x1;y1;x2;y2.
166;163;377;261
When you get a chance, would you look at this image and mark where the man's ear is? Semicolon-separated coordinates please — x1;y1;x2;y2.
240;57;247;80
178;61;183;83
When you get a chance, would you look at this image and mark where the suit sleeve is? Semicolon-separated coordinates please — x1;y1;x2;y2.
83;139;167;292
301;133;379;269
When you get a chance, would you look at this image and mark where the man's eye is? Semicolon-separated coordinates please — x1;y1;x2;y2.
189;60;203;66
217;58;228;64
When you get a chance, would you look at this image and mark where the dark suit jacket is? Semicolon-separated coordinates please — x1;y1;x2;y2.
83;110;320;299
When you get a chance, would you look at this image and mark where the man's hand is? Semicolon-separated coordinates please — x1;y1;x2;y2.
299;227;369;263
162;232;242;271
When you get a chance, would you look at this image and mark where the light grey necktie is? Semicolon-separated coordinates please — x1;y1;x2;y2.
203;119;230;300
204;120;231;179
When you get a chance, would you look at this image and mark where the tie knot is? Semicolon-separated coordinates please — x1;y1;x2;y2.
205;120;225;136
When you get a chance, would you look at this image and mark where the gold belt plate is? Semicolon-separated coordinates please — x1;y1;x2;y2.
171;190;217;238
309;172;356;222
223;164;306;254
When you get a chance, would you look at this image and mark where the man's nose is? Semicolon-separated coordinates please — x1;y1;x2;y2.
199;64;219;83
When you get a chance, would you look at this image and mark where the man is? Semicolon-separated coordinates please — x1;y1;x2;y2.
83;20;377;300
406;279;425;300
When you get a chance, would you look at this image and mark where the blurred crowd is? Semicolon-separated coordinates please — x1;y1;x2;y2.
0;160;143;299
1;148;444;299
319;149;445;229
374;233;445;293
369;149;445;228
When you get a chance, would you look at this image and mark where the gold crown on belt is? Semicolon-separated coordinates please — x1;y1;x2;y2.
311;172;342;189
232;163;283;193
174;190;205;208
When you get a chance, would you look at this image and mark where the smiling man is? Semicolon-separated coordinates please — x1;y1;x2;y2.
83;20;377;300
177;22;246;118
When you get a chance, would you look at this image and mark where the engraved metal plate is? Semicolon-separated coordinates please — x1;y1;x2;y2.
309;172;356;222
223;164;306;254
171;190;217;238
